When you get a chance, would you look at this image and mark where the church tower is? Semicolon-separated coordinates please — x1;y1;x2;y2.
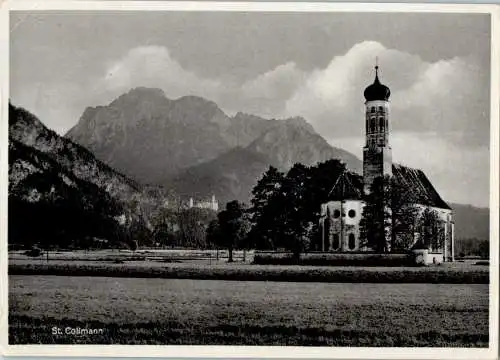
363;64;392;194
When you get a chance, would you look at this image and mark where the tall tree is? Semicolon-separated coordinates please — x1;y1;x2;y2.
248;166;286;249
216;200;250;262
389;178;419;251
248;160;351;253
206;219;221;250
280;163;312;261
359;176;392;252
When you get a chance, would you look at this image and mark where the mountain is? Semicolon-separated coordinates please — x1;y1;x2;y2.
450;203;489;240
66;88;361;185
245;117;361;172
66;88;237;184
8;103;162;248
166;147;272;204
167;117;363;204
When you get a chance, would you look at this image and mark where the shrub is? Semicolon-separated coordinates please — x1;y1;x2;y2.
24;247;42;257
253;251;412;267
8;262;488;284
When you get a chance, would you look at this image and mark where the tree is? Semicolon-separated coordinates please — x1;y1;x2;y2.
206;219;221;249
360;175;421;253
359;176;392;252
280;163;312;261
389;178;419;251
248;160;350;254
248;166;286;250
216;200;250;262
418;208;445;252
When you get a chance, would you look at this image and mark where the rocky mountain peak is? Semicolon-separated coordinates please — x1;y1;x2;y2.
110;87;167;106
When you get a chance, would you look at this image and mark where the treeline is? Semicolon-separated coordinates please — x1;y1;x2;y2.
455;238;489;259
9;156;460;257
9;176;135;251
207;160;450;261
151;207;217;249
207;160;351;261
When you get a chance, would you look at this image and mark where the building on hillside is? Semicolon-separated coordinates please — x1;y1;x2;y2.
319;65;454;262
188;194;219;212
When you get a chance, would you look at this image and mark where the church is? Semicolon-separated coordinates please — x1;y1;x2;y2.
319;65;455;263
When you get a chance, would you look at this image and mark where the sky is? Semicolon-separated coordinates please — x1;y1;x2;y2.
9;11;491;207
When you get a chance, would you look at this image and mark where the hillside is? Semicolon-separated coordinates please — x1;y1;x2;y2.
166;147;272;204
8;103;161;248
450;203;489;240
10;103;141;201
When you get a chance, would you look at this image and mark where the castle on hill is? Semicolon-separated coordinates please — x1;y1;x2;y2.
188;194;219;212
319;65;455;262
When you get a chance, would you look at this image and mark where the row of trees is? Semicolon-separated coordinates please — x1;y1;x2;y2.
206;160;353;261
455;238;489;259
152;207;217;249
205;160;449;260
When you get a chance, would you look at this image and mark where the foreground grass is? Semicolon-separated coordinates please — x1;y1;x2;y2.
8;261;489;283
9;276;488;346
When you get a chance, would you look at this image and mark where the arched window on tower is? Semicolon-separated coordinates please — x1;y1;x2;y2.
379;117;385;131
370;118;376;133
378;106;383;113
370;107;375;113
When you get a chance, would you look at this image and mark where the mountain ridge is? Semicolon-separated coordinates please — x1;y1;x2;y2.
66;87;362;185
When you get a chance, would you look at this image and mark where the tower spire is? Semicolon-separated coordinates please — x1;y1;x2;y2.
375;56;379;82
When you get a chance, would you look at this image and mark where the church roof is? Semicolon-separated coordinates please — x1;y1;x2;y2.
392;164;451;210
327;171;364;201
325;165;451;210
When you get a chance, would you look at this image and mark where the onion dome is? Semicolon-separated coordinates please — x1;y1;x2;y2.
364;66;390;101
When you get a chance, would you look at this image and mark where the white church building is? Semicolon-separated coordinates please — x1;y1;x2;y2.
319;65;455;262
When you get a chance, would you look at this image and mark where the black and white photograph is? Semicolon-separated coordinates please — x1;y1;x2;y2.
2;1;498;357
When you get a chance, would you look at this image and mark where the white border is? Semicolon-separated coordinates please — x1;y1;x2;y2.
1;1;499;359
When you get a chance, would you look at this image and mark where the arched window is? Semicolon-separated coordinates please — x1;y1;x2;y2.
348;234;356;250
378;106;383;112
332;234;340;250
370;107;375;113
379;117;385;130
333;210;340;218
370;118;376;133
348;209;356;218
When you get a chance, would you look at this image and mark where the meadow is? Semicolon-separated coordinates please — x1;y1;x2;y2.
9;259;489;284
9;275;488;346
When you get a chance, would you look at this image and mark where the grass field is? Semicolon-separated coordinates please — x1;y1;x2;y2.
9;275;488;346
9;259;489;284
